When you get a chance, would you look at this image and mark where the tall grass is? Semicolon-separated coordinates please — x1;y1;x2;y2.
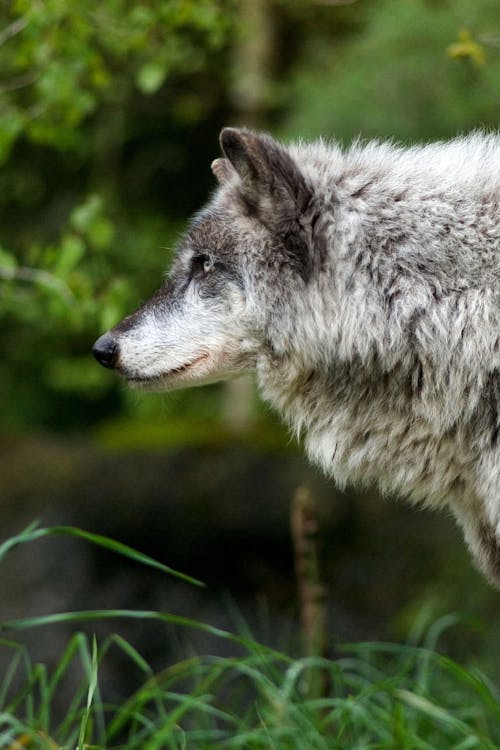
0;523;499;749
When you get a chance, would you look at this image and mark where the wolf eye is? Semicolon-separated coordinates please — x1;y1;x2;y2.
192;253;213;276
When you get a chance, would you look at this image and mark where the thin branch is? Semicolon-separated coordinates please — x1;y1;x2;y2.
311;0;359;6
479;33;500;49
0;71;39;93
0;265;75;303
0;16;28;47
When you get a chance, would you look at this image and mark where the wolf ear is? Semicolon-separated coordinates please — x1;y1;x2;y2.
219;128;317;276
211;158;235;185
219;127;311;215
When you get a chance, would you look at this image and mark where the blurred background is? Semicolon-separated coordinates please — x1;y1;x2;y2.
1;0;500;697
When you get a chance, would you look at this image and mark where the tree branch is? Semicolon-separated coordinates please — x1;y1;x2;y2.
0;16;28;47
0;265;74;303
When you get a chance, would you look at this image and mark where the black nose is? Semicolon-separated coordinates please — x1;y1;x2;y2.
92;332;119;369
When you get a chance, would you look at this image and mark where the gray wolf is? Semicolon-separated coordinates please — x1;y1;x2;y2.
93;128;500;587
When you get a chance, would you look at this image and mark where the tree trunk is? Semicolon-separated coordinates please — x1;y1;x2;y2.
222;0;276;430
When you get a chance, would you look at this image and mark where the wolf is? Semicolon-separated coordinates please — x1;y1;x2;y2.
93;127;500;587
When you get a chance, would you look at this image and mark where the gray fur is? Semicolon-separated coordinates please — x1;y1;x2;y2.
94;128;500;587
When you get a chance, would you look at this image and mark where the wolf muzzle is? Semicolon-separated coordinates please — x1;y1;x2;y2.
92;332;119;369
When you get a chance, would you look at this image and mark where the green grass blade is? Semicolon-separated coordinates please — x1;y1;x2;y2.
1;609;288;663
0;523;205;588
0;522;46;562
0;642;26;710
101;633;153;677
77;635;98;750
46;526;205;588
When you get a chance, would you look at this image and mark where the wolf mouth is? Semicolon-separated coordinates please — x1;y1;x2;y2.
125;353;210;384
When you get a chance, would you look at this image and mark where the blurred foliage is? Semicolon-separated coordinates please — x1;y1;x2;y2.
0;0;234;152
0;0;498;431
280;0;500;142
0;0;237;429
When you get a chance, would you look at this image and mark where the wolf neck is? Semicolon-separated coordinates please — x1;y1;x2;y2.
257;353;387;476
256;351;471;510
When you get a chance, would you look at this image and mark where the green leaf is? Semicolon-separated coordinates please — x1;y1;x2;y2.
0;246;18;270
136;61;167;94
0;111;24;164
55;234;86;275
70;195;104;234
87;216;114;250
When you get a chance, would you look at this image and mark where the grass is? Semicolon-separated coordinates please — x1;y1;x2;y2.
1;524;499;749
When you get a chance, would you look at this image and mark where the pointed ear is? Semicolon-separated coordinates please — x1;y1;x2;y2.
219;128;262;186
219;128;311;213
211;158;235;185
219;128;317;276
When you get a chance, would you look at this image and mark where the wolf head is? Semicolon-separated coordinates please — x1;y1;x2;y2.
93;128;322;390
